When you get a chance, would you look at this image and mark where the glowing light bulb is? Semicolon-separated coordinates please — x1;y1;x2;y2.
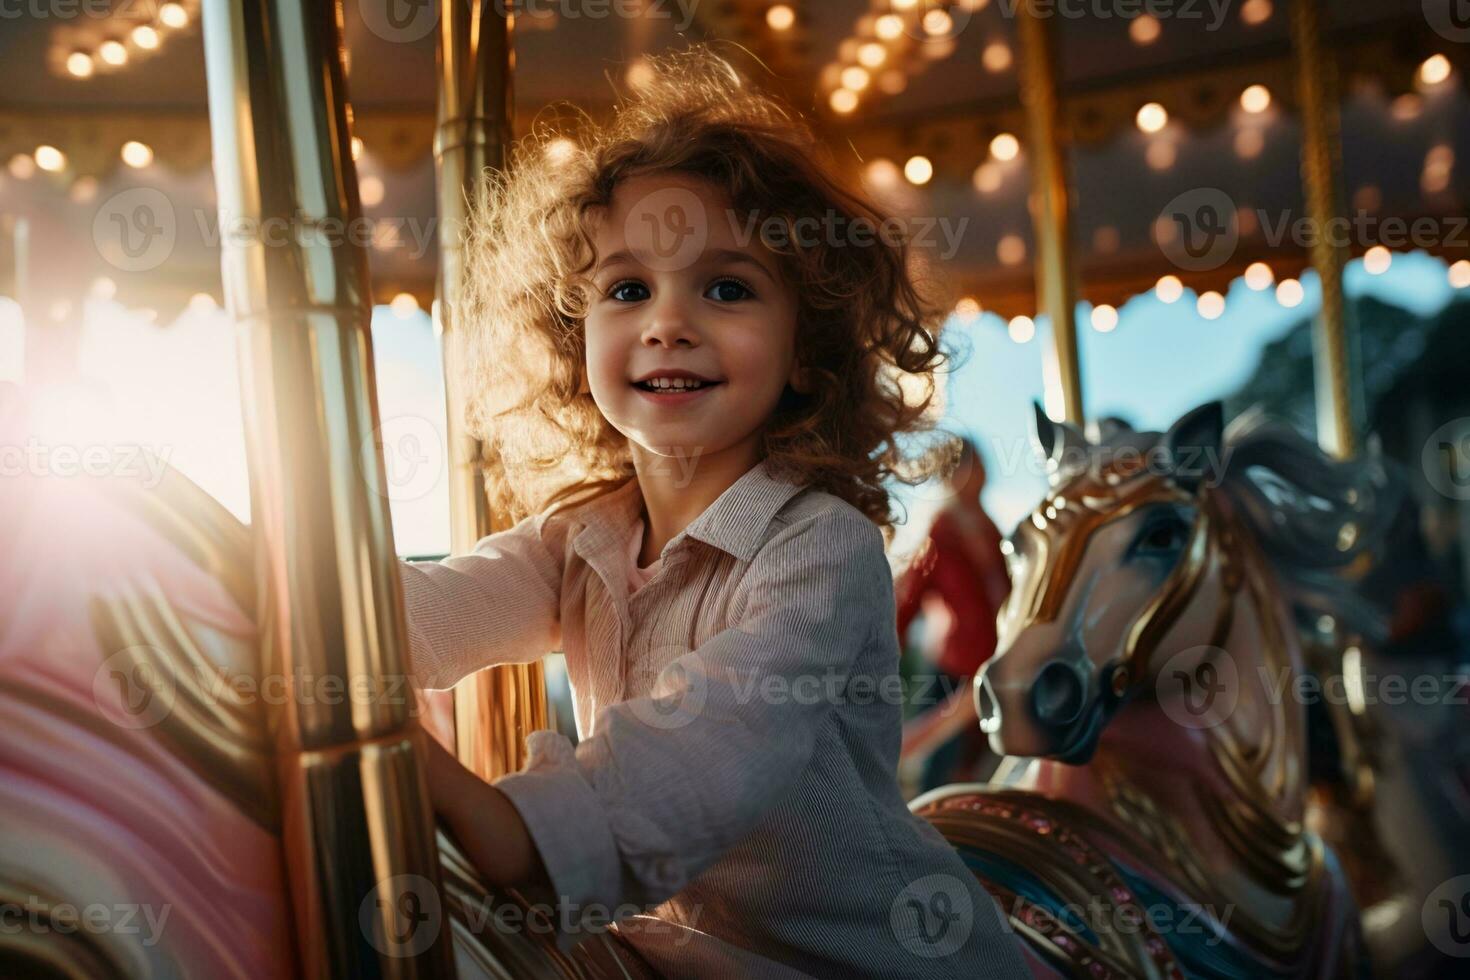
766;5;795;31
1276;278;1304;308
34;145;66;172
1136;102;1168;134
120;140;154;168
160;3;189;29
1240;84;1271;113
903;155;933;185
1244;261;1273;290
989;132;1019;161
99;40;128;66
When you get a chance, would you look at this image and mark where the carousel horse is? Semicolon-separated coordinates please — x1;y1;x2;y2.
912;402;1402;978
0;390;658;979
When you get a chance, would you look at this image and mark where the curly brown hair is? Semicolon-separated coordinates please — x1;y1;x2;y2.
456;45;961;538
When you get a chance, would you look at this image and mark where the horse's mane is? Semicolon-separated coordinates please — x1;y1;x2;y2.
1218;410;1401;568
1215;410;1406;638
1073;407;1407;640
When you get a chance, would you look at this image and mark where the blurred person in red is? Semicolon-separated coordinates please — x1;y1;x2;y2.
895;437;1010;792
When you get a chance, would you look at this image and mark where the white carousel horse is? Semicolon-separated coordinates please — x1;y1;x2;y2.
912;402;1405;978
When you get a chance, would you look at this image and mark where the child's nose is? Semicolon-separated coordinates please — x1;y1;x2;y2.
641;296;700;348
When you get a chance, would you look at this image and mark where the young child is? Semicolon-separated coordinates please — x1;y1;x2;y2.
401;49;1026;979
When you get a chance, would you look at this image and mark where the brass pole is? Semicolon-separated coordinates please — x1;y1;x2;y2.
1291;0;1359;459
1;215;27;381
1017;0;1084;426
435;0;549;781
201;1;454;975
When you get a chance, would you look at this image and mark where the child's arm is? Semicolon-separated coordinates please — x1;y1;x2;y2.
486;512;885;945
398;511;563;691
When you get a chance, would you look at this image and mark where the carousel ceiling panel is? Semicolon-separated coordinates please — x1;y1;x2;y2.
0;0;1465;320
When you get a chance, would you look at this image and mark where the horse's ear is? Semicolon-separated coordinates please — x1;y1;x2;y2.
1163;401;1226;491
1032;400;1088;485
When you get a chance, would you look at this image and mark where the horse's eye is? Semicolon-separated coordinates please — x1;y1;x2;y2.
1134;516;1187;556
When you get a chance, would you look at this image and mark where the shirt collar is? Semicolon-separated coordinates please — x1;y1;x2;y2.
573;457;808;563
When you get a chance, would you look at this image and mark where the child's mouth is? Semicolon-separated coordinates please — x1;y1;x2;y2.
631;379;723;404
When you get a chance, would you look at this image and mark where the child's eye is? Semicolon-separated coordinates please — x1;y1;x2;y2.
705;277;753;302
608;280;649;302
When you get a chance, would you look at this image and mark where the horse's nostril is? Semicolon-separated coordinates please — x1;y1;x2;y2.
1031;660;1085;728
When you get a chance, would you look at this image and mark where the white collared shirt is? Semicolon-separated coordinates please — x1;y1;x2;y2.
401;459;1027;978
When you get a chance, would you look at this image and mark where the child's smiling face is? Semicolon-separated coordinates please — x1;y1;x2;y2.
583;172;803;465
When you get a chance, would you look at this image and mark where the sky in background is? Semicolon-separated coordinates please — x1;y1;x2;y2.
3;250;1462;563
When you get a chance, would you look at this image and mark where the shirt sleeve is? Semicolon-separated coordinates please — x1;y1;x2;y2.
398;511;563;691
494;512;887;950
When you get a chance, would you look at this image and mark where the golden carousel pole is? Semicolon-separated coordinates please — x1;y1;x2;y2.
1017;0;1084;426
0;215;27;377
435;0;550;781
201;1;454;975
1291;0;1359;459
